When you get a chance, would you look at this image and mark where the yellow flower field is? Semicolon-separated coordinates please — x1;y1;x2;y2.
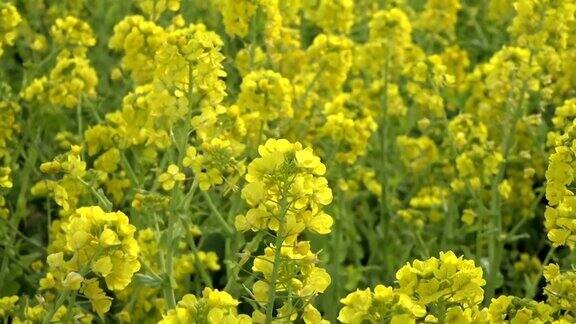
1;0;576;323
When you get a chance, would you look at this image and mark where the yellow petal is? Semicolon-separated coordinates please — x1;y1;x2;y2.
92;256;113;277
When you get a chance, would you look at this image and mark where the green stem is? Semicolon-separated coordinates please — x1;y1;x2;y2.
485;70;530;302
42;289;70;324
265;225;286;324
375;37;392;276
138;256;164;283
41;154;90;324
64;292;77;322
77;97;83;142
295;64;326;139
327;190;345;322
201;191;234;236
224;232;265;292
0;255;8;294
414;229;430;258
489;2;548;302
75;176;112;211
121;152;140;188
181;177;199;211
163;211;177;310
526;246;556;299
437;301;447;324
183;218;213;289
265;188;291;323
0;218;46;251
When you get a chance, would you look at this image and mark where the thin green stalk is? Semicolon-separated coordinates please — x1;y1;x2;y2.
201;191;234;236
0;254;8;294
469;8;490;49
162;210;177;310
327;194;345;322
436;301;447;324
490;2;548;301
505;188;545;241
442;192;457;250
286;276;294;321
0;218;46;251
180;177;198;210
183;217;213;289
224;232;265;292
121;152;140;188
181;63;195;157
485;71;530;302
138;256;164;283
42;254;99;323
295;64;325;110
158;61;198;309
439;110;490;258
63;292;77;323
75;176;113;211
526;246;556;299
375;37;393;275
46;198;52;244
251;119;265;157
295;64;326;139
77;97;83;142
265;221;286;323
265;184;291;324
414;229;430;258
15;142;37;220
42;288;70;324
248;8;260;69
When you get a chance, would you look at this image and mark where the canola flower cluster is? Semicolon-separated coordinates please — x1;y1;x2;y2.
235;139;333;322
0;0;576;323
41;206;140;317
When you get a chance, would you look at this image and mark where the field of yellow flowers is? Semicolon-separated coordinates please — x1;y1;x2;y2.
1;0;576;323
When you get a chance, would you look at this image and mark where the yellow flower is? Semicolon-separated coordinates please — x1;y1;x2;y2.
300;267;331;296
236;70;294;138
303;0;354;34
47;206;141;300
338;288;372;323
205;288;240;308
396;251;485;308
94;148;121;173
182;146;197;168
306;211;334;234
0;167;12;188
303;304;329;324
0;295;19;318
39;272;56;290
159;289;248;324
239;138;333;235
23;52;98;109
461;209;477;226
51;16;96;51
158;164;186;191
498;180;512;200
63;272;83;290
186;137;245;191
241;182;267;206
109;16;166;84
295;147;326;175
92;256;113;277
0;3;21;57
100;228;122;246
81;279;112;317
134;0;181;20
218;0;258;38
